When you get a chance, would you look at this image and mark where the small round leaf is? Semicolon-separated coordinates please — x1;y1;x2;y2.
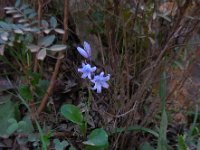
60;104;83;125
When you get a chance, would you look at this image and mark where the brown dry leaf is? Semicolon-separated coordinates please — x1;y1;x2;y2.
159;2;177;16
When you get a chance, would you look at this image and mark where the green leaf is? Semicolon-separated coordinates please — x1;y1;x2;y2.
17;116;34;134
48;45;67;51
158;72;168;150
110;125;159;138
50;17;57;28
13;14;23;18
27;44;40;53
178;135;188;150
19;85;33;101
44;29;52;34
6;10;18;14
28;72;41;86
139;142;154;150
60;104;83;125
0;97;17;138
19;4;29;10
83;128;108;148
159;72;166;110
1;32;9;41
197;138;200;150
35;80;49;98
15;0;21;7
41;20;49;28
6;118;19;135
4;7;15;10
0;22;12;30
69;147;76;150
39;35;55;47
157;109;168;150
54;28;65;34
23;8;35;15
54;139;69;150
37;48;47;60
28;12;37;19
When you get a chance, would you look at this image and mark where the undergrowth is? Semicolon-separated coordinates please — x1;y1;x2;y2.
0;0;200;149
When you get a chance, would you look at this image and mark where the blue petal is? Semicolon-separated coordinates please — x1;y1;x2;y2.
105;74;110;81
96;84;102;93
81;73;88;79
91;66;97;72
77;47;88;58
102;82;109;88
82;62;85;67
78;68;83;72
100;72;104;77
84;41;91;56
88;73;92;79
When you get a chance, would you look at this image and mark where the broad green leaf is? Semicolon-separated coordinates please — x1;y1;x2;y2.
0;97;17;138
60;104;83;125
178;135;188;150
39;35;55;47
83;128;108;148
28;72;41;86
44;29;52;34
85;146;106;150
35;79;49;98
158;72;168;150
139;142;154;150
28;12;37;19
28;44;40;52
0;22;12;30
17;116;34;134
41;20;49;28
6;10;18;14
54;28;65;34
6;118;19;135
19;85;33;101
37;48;47;60
13;14;23;18
48;45;67;51
50;17;57;28
14;29;24;34
54;139;69;150
197;138;200;150
69;147;76;150
4;7;15;10
15;0;21;7
1;32;9;41
23;8;35;15
157;109;168;150
19;4;29;10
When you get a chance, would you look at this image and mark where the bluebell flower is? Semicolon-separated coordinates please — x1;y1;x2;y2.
91;72;110;93
78;63;96;79
77;41;91;59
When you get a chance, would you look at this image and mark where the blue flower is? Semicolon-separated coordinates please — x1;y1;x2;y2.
78;63;96;79
77;41;91;59
91;72;110;93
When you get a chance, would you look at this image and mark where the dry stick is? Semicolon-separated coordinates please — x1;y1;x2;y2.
34;0;43;72
29;0;43;118
37;0;69;115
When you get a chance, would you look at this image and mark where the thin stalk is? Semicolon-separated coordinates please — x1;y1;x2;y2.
37;0;69;115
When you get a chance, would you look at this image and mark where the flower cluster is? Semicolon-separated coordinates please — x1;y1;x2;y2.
77;41;110;93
